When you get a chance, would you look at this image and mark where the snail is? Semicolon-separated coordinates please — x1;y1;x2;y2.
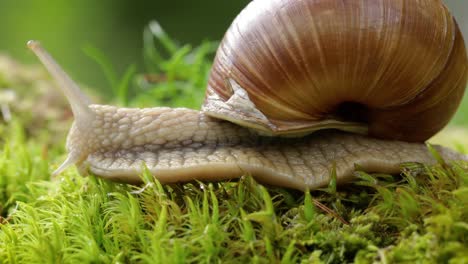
28;0;468;191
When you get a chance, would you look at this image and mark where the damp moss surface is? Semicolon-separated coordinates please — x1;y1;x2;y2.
1;25;468;263
0;120;467;263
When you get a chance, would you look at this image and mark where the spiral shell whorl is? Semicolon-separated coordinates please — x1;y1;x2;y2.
205;0;468;141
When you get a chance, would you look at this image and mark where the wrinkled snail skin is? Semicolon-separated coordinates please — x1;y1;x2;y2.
26;0;468;191
64;105;468;191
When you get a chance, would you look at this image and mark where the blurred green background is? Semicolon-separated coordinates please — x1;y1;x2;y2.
0;0;249;89
0;0;467;124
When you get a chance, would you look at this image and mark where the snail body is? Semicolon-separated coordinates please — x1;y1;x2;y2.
58;104;465;190
28;0;468;190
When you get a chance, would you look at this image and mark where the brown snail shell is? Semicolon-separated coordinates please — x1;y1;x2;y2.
203;0;468;142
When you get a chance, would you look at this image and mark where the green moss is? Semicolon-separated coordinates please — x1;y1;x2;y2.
0;121;467;263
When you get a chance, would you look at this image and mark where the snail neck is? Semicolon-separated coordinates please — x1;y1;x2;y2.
58;105;258;174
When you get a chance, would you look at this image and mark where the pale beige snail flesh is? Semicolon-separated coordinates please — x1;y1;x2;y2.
28;0;468;191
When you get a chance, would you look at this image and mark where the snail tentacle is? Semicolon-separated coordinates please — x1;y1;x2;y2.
52;150;82;176
27;40;101;175
27;40;95;130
